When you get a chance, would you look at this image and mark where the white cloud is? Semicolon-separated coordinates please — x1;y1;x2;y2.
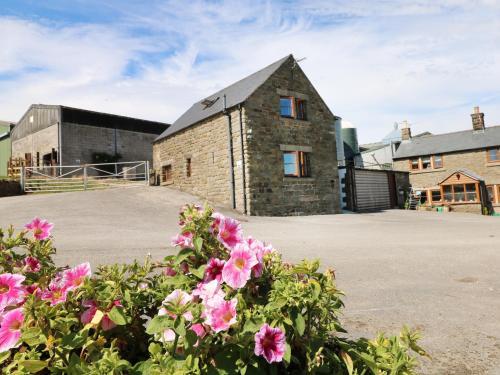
0;0;499;143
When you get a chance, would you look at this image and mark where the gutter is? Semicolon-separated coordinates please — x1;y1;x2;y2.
223;95;236;209
238;104;248;214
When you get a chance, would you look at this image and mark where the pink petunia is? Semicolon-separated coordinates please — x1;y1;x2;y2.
205;298;237;333
246;237;274;278
63;262;91;291
192;280;225;311
164;266;177;277
24;218;54;241
0;308;24;352
210;212;225;232
171;232;194;248
204;258;225;282
23;257;41;273
162;289;193;321
254;323;286;363
216;216;242;250
41;279;68;306
80;300;120;331
221;243;258;289
0;274;26;311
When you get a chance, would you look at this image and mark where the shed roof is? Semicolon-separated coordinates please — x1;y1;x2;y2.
393;125;500;159
155;54;293;142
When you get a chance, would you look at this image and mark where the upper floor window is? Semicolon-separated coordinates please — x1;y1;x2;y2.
283;151;311;177
279;96;307;120
487;147;500;162
433;155;443;168
409;155;443;171
280;97;294;117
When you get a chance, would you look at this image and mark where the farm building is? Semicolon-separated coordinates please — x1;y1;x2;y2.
0;120;15;177
153;54;341;216
10;105;169;169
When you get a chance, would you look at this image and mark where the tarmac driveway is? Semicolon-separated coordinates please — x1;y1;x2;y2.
1;186;499;374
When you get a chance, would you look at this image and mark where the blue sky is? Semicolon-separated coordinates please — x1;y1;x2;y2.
1;0;500;143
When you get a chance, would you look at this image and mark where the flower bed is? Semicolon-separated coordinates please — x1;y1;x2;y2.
0;204;427;373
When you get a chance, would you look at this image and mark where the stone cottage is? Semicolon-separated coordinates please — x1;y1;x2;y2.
153;55;340;216
393;107;500;214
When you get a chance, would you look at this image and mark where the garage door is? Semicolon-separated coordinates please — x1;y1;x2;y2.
354;169;391;211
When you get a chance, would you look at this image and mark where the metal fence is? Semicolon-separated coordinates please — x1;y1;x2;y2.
21;161;149;193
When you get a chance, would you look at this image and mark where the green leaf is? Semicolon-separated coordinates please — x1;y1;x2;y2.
175;248;194;265
21;327;45;346
0;351;10;365
191;264;206;280
108;306;128;325
340;351;353;375
283;342;291;364
148;342;162;355
174;317;186;337
242;318;261;334
295;313;305;336
146;315;173;335
19;360;48;373
193;237;203;252
184;329;198;350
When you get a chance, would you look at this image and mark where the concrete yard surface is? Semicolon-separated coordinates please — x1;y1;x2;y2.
1;186;499;374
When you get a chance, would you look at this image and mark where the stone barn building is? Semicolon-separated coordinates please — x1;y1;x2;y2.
11;104;169;167
153;55;340;216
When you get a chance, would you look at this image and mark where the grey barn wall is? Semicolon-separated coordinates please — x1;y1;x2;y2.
11;124;59;160
61;122;156;165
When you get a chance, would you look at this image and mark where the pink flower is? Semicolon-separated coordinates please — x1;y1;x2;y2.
221;243;258;289
216;217;242;250
41;279;68;306
205;298;237;333
204;258;225;282
164;267;177;277
63;262;91;291
23;257;41;273
211;212;225;231
254;324;286;363
24;218;53;240
0;308;24;352
0;274;26;311
80;300;120;331
191;323;207;338
246;237;274;278
162;289;193;321
101;315;116;331
171;232;193;248
192;280;225;311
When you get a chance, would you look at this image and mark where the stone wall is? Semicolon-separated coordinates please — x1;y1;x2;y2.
153;108;246;211
243;57;340;215
62;123;156;165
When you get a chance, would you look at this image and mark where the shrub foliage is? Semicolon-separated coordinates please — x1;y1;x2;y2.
0;204;427;374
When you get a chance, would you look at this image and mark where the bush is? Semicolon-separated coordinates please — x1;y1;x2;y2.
0;205;427;374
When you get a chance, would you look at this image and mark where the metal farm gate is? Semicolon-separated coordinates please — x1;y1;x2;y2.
21;161;149;193
345;167;399;212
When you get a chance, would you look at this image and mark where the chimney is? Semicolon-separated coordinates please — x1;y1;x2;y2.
401;120;411;141
471;106;485;131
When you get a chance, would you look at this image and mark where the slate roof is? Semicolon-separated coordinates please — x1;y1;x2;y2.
155;54;293;142
393;125;500;159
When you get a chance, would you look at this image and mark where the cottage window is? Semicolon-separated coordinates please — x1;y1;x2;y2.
422;156;432;169
161;165;172;183
280;97;294;117
442;183;478;203
283;151;311;177
431;190;441;202
443;185;453;202
296;99;307;120
410;158;420;170
486;185;495;203
433;155;443;168
186;158;192;177
465;184;477;202
487;147;500;162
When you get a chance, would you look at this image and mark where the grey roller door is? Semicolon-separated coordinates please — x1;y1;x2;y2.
354;169;391;211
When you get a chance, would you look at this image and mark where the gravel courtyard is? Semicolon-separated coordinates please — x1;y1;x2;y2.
1;186;499;374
